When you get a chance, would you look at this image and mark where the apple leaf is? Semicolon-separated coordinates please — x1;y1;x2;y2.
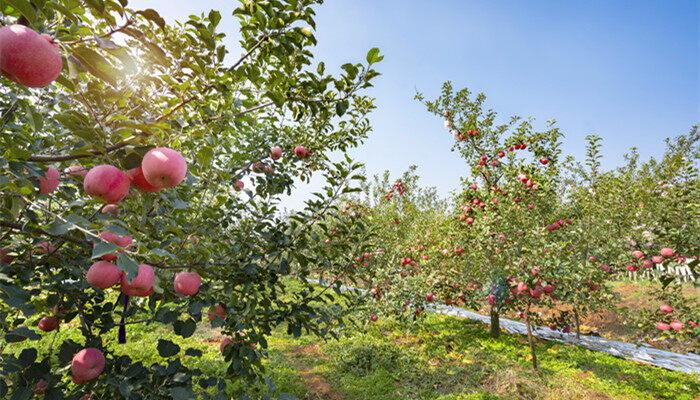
91;242;119;259
157;339;180;357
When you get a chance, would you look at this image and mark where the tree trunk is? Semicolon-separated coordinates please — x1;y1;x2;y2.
490;306;500;339
525;303;538;370
574;309;581;339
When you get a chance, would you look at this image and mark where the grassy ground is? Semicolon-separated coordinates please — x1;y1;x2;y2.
261;313;699;400
4;280;698;399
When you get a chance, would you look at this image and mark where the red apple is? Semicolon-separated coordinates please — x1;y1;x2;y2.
38;166;60;194
86;261;122;289
141;147;187;189
631;250;644;259
656;322;670;331
97;231;133;261
540;158;548;164
38;316;59;332
127;167;161;192
652;255;663;264
0;25;62;87
670;320;683;331
71;348;105;384
270;147;282;160
0;247;14;264
660;247;674;258
101;204;120;216
120;264;155;297
543;284;554;294
294;145;307;158
208;304;227;321
173;271;201;296
659;304;673;314
32;379;48;395
83;165;131;203
234;180;244;191
426;293;434;302
36;241;56;254
220;337;232;353
370;315;378;322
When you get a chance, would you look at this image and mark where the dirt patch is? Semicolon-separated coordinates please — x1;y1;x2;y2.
288;345;344;400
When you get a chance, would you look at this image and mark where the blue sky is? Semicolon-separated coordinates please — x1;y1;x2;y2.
130;0;699;209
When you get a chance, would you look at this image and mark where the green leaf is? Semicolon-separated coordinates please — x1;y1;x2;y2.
72;46;120;86
116;253;140;281
6;0;36;24
173;319;197;338
157;339;180;357
91;242;119;260
366;47;382;64
170;387;195;400
196;146;214;166
136;9;166;31
335;100;348;117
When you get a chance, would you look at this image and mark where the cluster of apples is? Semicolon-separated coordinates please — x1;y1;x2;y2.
545;219;572;231
656;304;695;332
630;247;686;270
380;181;405;204
510;277;555;300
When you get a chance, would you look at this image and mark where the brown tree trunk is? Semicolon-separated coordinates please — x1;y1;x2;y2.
490;306;500;339
525;303;538;370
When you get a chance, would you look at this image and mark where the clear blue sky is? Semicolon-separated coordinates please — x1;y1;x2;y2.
130;0;699;209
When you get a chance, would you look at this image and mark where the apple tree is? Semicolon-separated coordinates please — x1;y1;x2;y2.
0;0;382;398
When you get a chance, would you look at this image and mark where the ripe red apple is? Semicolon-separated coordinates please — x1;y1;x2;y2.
517;282;528;293
631;250;644;259
65;165;88;178
540;158;548;164
652;255;663;264
127;167;161;192
97;231;133;261
641;259;654;269
38;316;59;332
101;204;120;216
174;271;201;296
0;247;14;264
36;241;56;254
252;161;264;173
32;379;48;395
466;217;474;225
120;264;155;297
527;204;534;210
656;322;670;331
220;337;232;353
86;261;122;289
83;165;131;203
670;320;683;331
426;293;434;302
659;304;673;314
234;180;244;191
294;145;307;158
208;304;227;321
370;315;378;322
497;151;505;158
141;147;187;189
589;283;600;291
38;166;60;194
71;348;105;384
487;294;496;305
0;25;62;87
270;147;282;160
660;247;674;258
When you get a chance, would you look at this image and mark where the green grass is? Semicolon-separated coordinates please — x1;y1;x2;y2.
261;313;700;400
4;281;698;399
